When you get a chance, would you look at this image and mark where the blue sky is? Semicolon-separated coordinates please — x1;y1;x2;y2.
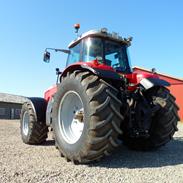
0;0;183;97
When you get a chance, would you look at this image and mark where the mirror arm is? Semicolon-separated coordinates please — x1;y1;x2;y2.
43;48;70;63
45;48;70;54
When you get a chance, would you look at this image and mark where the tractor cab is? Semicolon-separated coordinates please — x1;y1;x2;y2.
43;28;133;77
67;29;132;74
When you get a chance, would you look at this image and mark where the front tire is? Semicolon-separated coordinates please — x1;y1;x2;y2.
122;87;179;150
20;100;48;144
52;71;124;163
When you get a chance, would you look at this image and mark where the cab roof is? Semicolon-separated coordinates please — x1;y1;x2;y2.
68;28;132;48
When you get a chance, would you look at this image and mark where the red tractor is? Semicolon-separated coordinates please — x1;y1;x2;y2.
20;25;179;164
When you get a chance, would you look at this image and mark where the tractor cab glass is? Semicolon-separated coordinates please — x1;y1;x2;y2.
105;40;130;72
67;42;81;66
83;38;103;63
67;36;131;73
82;37;131;73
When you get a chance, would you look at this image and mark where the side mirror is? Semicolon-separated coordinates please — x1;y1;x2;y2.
43;51;50;63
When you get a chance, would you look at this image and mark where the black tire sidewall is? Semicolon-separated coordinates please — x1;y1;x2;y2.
20;104;32;143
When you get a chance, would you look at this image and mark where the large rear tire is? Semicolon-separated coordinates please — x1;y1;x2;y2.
52;71;124;163
122;87;179;150
20;99;48;144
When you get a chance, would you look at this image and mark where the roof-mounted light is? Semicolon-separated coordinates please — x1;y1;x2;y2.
74;23;80;33
112;32;119;39
124;36;133;43
101;28;108;33
68;28;132;48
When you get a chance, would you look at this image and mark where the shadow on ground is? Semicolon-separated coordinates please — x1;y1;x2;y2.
89;137;183;169
37;135;183;169
38;140;55;146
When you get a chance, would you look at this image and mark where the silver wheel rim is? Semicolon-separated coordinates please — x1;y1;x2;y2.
58;91;84;144
22;111;29;136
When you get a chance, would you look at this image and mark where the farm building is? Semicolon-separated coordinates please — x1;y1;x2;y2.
134;67;183;121
0;93;26;119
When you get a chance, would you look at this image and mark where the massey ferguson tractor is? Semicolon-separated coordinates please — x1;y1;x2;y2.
20;25;180;164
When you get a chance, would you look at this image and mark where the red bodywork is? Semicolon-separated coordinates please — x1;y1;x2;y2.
125;69;159;91
62;60;114;74
44;84;57;102
44;61;159;102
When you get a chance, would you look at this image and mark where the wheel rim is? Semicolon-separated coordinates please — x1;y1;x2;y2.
22;111;29;136
58;91;84;144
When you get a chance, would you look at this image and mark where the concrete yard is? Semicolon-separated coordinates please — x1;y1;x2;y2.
0;120;183;183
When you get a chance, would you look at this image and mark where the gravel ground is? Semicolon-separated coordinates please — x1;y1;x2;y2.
0;120;183;183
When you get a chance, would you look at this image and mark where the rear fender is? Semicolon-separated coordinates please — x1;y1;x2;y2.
60;62;122;81
139;78;170;90
26;97;47;122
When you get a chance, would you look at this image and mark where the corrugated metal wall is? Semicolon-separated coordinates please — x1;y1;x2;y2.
158;75;183;121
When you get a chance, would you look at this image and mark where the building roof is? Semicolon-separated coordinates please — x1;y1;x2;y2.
0;93;27;104
133;66;183;82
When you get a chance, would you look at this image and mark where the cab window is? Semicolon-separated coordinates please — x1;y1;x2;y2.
105;40;130;73
82;37;103;62
67;42;81;66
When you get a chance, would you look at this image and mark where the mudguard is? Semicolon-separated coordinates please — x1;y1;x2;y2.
80;65;121;80
140;77;170;90
61;64;122;81
26;97;47;122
